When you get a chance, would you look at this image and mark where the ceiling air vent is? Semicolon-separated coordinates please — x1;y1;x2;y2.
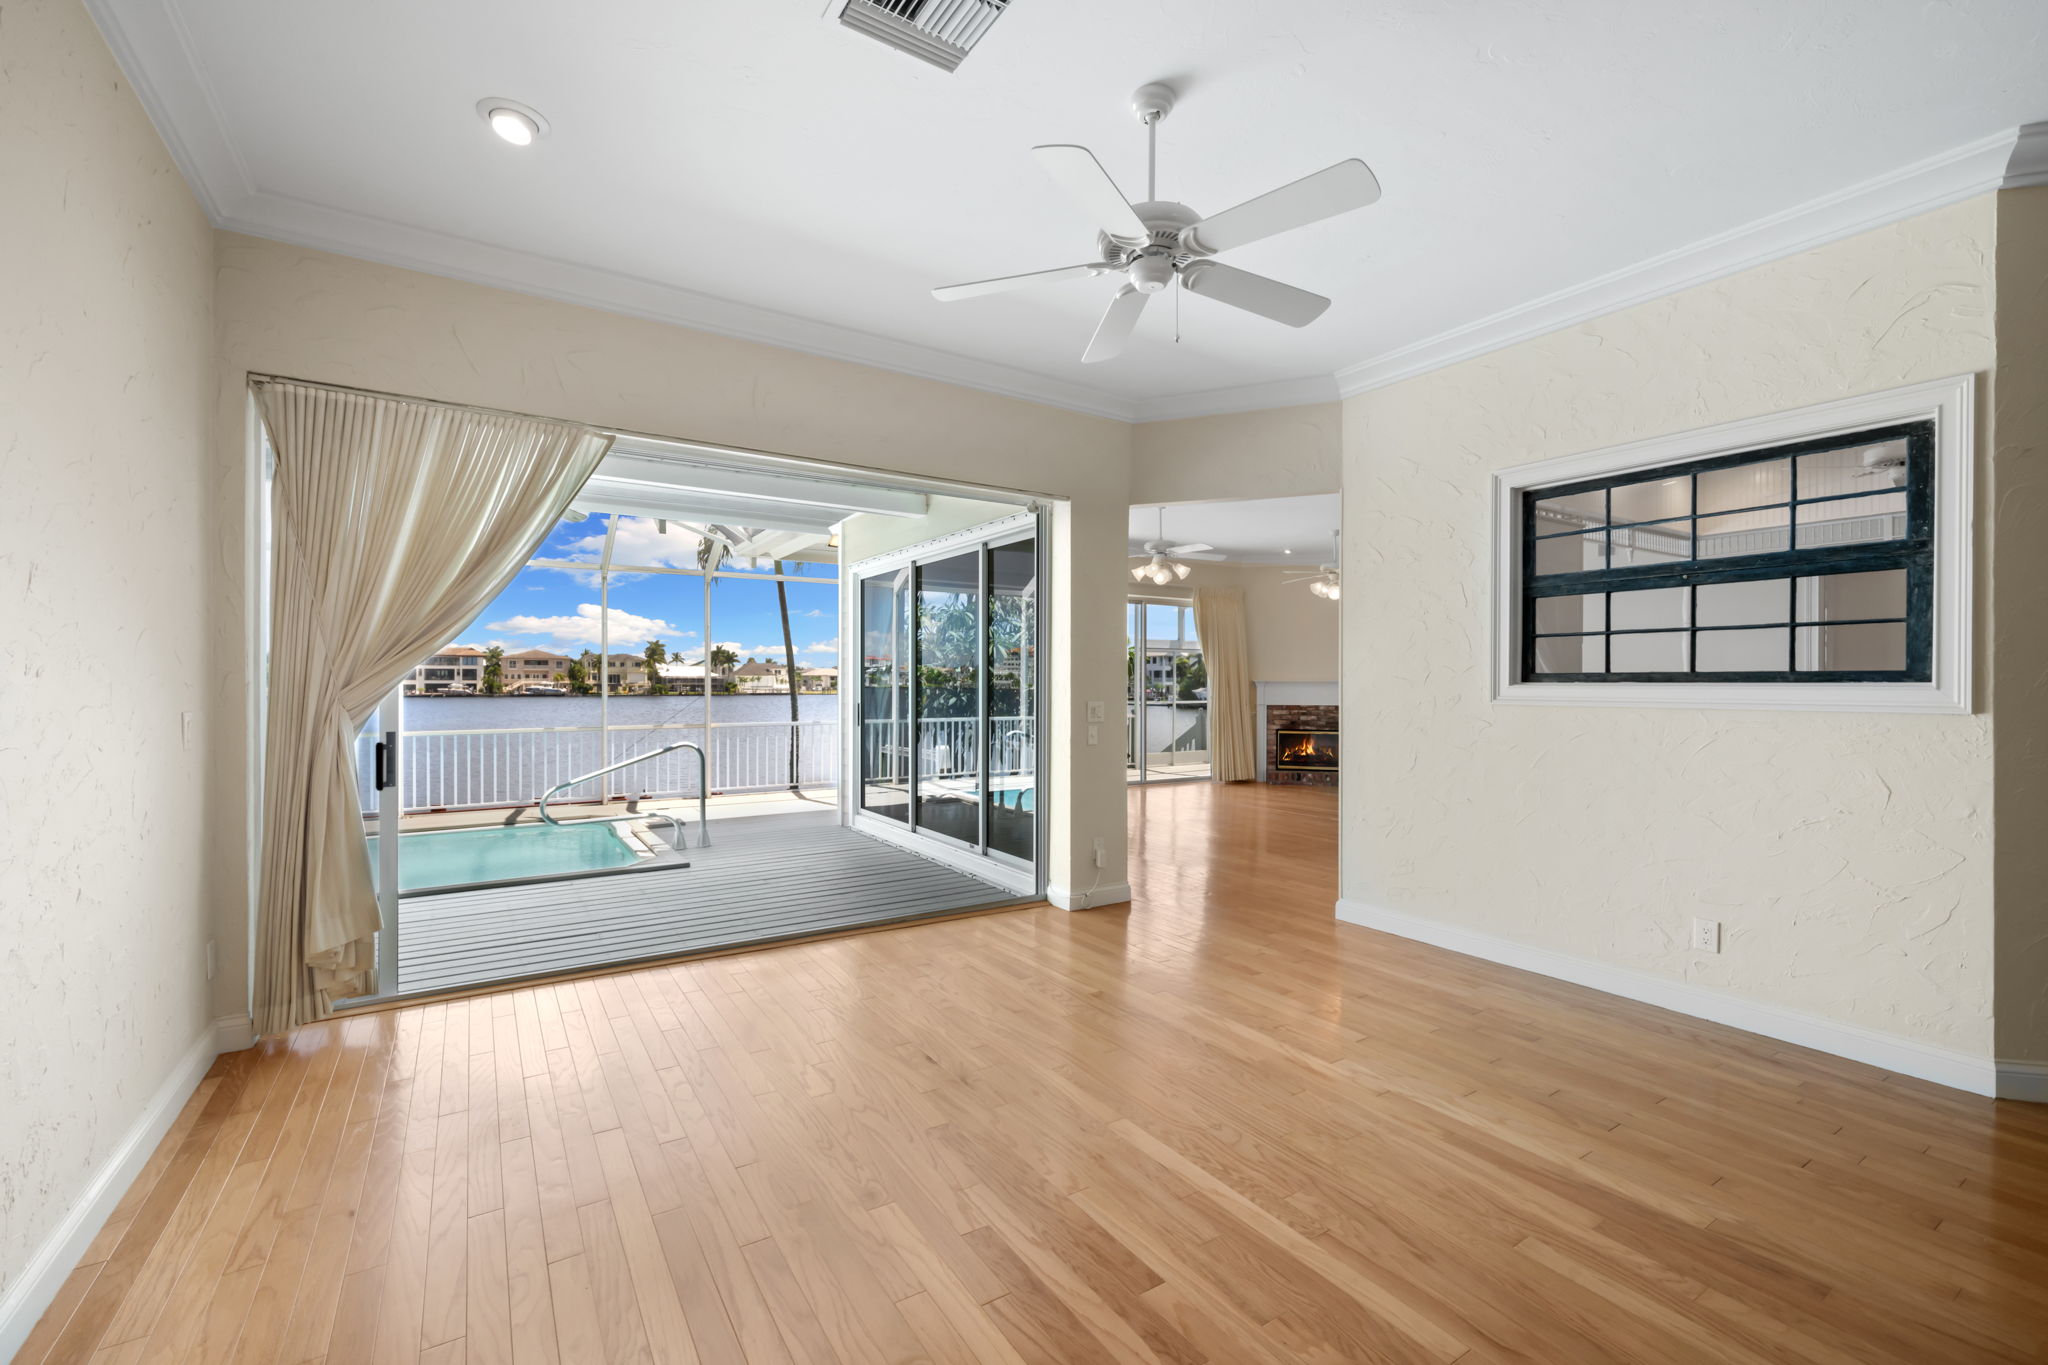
839;0;1011;72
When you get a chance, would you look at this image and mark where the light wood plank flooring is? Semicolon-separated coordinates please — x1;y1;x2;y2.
21;782;2048;1363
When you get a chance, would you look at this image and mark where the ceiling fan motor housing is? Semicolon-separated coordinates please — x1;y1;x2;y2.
1099;200;1204;294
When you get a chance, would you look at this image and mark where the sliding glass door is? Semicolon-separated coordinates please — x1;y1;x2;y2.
852;519;1040;887
1127;599;1209;782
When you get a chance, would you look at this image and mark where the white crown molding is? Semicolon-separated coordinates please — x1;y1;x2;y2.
1335;898;2004;1098
83;0;2044;424
1335;124;2038;398
2005;121;2048;190
215;188;1142;422
1129;374;1342;422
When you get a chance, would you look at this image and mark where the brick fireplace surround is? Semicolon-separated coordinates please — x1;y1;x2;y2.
1266;704;1338;786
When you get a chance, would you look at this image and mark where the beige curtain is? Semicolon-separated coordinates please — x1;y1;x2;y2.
254;380;612;1034
1193;586;1257;782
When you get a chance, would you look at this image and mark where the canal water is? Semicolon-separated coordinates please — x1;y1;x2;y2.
400;692;839;730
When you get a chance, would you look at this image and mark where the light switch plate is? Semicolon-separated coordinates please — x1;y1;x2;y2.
1086;701;1105;723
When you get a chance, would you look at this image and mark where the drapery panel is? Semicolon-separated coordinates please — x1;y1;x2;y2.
1192;586;1257;782
253;380;611;1033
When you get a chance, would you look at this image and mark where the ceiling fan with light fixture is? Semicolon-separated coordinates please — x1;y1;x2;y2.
1286;532;1342;599
934;83;1382;363
1130;507;1223;585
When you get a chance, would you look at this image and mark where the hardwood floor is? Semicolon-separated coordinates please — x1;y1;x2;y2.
21;782;2048;1363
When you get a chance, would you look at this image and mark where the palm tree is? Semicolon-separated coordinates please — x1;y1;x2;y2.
480;644;505;696
643;638;669;694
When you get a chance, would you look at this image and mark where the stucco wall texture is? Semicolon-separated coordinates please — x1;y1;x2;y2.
1342;196;2001;1058
0;0;219;1311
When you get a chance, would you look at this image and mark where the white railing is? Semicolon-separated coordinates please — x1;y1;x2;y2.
358;721;838;813
860;716;1035;788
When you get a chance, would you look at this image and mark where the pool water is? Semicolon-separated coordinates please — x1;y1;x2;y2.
369;821;641;892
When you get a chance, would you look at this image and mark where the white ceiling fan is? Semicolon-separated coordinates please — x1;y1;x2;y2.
1130;507;1224;585
1285;531;1342;599
933;83;1382;363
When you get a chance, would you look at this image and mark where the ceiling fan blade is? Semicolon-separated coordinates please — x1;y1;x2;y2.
1174;551;1227;561
1165;542;1214;555
1033;145;1150;241
1180;260;1331;328
1186;159;1381;255
931;262;1113;301
1082;284;1147;364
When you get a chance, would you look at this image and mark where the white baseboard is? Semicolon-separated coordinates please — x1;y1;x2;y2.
1334;898;2010;1099
1047;881;1133;911
0;1019;233;1360
215;1012;256;1053
1998;1060;2048;1103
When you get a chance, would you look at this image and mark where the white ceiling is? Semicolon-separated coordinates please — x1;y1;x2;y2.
92;0;2047;420
1130;496;1339;565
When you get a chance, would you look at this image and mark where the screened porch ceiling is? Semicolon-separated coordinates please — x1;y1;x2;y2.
568;435;931;556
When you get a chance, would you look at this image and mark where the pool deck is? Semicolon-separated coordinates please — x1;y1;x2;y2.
392;809;1021;996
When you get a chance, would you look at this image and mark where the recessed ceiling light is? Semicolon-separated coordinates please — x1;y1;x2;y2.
476;97;548;146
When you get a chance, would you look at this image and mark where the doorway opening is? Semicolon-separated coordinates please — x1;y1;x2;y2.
850;515;1040;892
345;433;1046;1000
1127;598;1210;782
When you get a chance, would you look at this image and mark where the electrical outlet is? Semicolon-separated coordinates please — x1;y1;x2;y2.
1093;837;1106;868
205;938;218;980
1691;917;1721;953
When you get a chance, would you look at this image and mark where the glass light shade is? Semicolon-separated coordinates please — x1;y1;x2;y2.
1324;581;1340;600
1172;561;1191;579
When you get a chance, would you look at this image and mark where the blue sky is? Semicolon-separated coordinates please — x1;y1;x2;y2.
452;515;840;665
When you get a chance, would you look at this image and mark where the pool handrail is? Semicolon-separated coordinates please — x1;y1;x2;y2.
537;740;709;850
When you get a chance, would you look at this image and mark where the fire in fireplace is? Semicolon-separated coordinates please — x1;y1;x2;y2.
1275;729;1338;771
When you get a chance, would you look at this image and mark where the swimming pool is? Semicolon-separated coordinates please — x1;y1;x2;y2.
369;820;643;892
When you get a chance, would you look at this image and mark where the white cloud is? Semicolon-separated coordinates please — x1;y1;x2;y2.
485;604;682;649
541;517;711;583
802;640;838;655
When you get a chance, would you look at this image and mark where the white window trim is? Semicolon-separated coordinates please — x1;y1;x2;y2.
1490;373;1974;714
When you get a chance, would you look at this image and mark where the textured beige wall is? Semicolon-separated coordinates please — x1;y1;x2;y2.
1132;403;1340;504
1142;562;1340;684
0;0;217;1307
1993;186;2048;1066
1342;197;1998;1056
209;234;1136;1013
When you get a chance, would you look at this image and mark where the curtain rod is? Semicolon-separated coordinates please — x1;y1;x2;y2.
245;372;1064;509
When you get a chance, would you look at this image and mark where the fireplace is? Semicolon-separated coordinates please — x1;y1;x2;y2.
1264;702;1338;786
1275;729;1339;771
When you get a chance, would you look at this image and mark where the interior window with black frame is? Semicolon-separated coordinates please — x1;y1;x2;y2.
1521;421;1933;682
